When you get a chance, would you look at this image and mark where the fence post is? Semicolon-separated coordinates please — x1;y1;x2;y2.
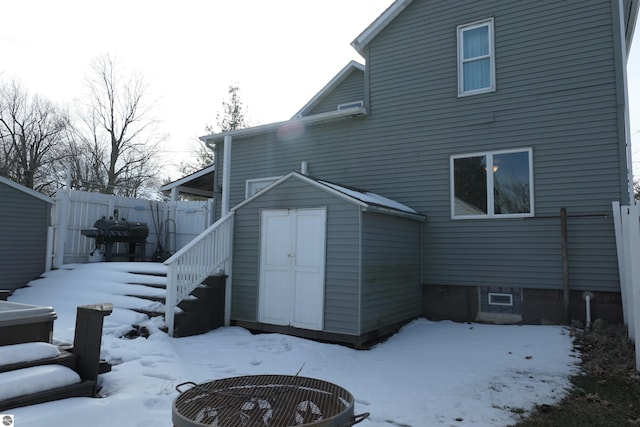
45;226;54;272
612;201;629;325
628;203;640;371
165;265;177;336
53;189;70;269
622;206;637;341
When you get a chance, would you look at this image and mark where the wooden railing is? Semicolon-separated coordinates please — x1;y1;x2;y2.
164;212;234;336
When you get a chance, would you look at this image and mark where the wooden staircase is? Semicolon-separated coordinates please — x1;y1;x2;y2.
125;272;227;338
0;304;112;411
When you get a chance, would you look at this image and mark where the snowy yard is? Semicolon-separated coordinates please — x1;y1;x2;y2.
5;263;579;426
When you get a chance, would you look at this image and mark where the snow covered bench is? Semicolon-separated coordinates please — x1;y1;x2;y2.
0;365;95;411
0;304;113;410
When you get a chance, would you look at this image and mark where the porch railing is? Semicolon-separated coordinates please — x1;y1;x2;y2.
164;211;234;336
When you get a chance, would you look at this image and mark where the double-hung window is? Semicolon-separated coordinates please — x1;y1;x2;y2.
451;148;534;219
457;18;495;96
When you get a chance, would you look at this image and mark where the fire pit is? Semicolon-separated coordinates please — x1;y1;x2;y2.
172;375;369;427
81;210;149;261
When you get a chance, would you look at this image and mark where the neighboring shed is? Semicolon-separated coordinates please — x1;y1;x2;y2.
0;177;53;292
230;172;426;346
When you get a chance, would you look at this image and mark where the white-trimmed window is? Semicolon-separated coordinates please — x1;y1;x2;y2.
245;176;281;198
488;293;514;307
457;18;495;96
451;148;534;219
337;100;364;110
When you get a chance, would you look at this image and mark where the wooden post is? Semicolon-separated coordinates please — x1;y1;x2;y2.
72;303;113;394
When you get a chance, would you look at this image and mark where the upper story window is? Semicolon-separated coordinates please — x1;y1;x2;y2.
457;18;495;96
451;148;534;219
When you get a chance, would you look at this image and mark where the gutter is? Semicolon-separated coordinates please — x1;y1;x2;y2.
201;106;367;148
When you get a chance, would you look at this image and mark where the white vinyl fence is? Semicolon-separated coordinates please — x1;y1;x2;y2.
612;201;640;371
50;189;213;268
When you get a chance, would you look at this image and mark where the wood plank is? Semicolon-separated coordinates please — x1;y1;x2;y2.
0;380;95;412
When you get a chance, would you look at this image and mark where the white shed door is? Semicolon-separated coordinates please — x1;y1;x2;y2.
259;208;326;331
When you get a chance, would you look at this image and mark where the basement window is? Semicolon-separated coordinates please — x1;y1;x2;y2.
488;292;513;306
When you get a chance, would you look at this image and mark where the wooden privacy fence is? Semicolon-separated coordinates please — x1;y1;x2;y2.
612;201;640;371
50;189;213;268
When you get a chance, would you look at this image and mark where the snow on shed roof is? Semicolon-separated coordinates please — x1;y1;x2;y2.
318;179;419;215
234;172;425;221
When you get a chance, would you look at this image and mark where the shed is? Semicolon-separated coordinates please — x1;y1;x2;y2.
230;172;426;346
0;177;53;292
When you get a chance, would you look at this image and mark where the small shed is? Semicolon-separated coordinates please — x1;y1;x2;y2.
0;176;53;292
230;172;426;346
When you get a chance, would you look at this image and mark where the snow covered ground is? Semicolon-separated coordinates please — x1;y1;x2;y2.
4;263;579;426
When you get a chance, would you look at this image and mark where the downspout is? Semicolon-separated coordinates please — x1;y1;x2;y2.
613;0;635;205
211;142;220;224
221;135;232;216
221;135;233;327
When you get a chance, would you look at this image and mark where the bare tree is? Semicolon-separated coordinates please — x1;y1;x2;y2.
0;78;69;194
74;54;163;195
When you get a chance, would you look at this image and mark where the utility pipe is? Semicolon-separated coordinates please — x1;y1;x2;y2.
583;291;594;329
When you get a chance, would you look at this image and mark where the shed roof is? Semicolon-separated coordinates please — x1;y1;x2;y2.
233;172;426;221
0;176;54;204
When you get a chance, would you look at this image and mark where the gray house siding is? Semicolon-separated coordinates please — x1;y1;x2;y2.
0;181;51;292
215;0;628;311
363;0;624;292
360;212;422;333
305;70;365;116
231;177;362;335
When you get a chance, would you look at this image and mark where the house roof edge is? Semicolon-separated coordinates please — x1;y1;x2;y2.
291;60;365;119
351;0;415;55
200;106;367;144
160;164;215;192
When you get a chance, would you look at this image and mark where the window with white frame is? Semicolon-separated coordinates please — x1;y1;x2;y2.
488;293;513;307
245;176;281;198
451;148;533;219
457;18;495;96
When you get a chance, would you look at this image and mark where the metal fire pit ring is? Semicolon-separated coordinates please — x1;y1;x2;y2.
172;375;369;427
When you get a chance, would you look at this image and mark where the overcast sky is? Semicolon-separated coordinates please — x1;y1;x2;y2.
1;0;639;181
